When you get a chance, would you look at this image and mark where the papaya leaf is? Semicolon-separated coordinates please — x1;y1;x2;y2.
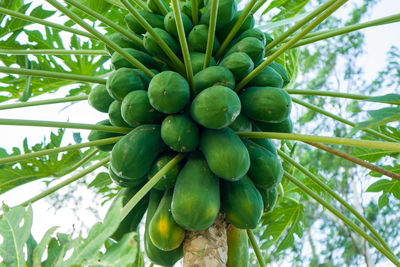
366;179;400;207
263;0;310;20
42;233;78;267
350;107;400;135
0;205;33;267
88;172;113;190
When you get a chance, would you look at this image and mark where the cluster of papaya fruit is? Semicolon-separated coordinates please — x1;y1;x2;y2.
87;0;292;265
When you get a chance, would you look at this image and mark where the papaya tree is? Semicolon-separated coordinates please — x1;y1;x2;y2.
0;0;399;266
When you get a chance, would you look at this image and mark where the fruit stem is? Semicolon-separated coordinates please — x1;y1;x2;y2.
203;0;219;69
0;118;131;133
0;66;107;84
284;171;400;266
171;0;195;93
119;0;186;74
19;156;110;207
215;0;258;58
0;7;96;39
64;0;144;47
286;89;400;105
0;137;121;166
121;153;187;220
236;132;400;151
53;149;99;178
250;0;269;14
131;0;152;12
292;97;397;142
264;0;338;51
45;0;155;78
247;230;266;267
278;150;396;255
0;95;88;110
235;0;348;91
0;49;108;56
191;0;199;25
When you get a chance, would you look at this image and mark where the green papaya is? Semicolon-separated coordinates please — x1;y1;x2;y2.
149;189;185;251
247;65;283;88
233;28;266;47
145;190;183;266
193;66;235;96
225;37;265;65
148;152;181;191
111;48;161;70
264;32;274;46
240;86;292;122
88;84;114;113
121;90;165;127
258;186;278;212
221;175;263;229
229;113;252;132
88;119;124;152
147;0;170;15
106;68;149;101
255;117;293;133
181;1;201;20
143;28;181;60
161;114;199;152
269;62;290;86
111;185;149;241
109;166;145;188
125;11;164;34
243;139;283;189
227;225;249;267
217;10;255;42
190;85;241;129
108;100;130;127
200;0;237;30
219;52;254;81
111;124;167;179
105;32;144;55
251;125;277;156
188;24;220;54
200;128;250;181
190;51;217;74
164;11;193;38
148;71;190;114
171;152;220;231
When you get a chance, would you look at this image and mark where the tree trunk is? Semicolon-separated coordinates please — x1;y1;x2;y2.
182;213;228;267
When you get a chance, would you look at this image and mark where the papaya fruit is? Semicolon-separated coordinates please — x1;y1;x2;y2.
221;175;263;229
243;139;283;189
111;184;149;241
181;1;201;20
88;84;114;113
190;51;217;74
264;32;274;46
145;190;183;266
217;10;255;42
164;11;193;38
111;124;167;179
247;65;283;88
171;152;220;231
109;165;145;188
255;117;293;133
148;152;181;191
88;119;123;152
219;52;254;81
111;48;161;71
269;62;290;86
121;90;165;127
148;71;190;114
108;100;130;127
147;0;170;15
106;68;150;101
200;127;250;181
240;86;292;122
233;28;266;47
105;32;144;55
193;66;235;96
190;85;241;129
149;189;185;251
225;37;265;65
226;224;249;267
188;24;220;54
258;186;278;212
161;114;199;152
251;125;277;156
229;113;252;132
125;11;164;34
143;28;181;60
200;0;237;30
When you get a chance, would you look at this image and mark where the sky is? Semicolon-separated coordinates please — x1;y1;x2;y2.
0;0;400;265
